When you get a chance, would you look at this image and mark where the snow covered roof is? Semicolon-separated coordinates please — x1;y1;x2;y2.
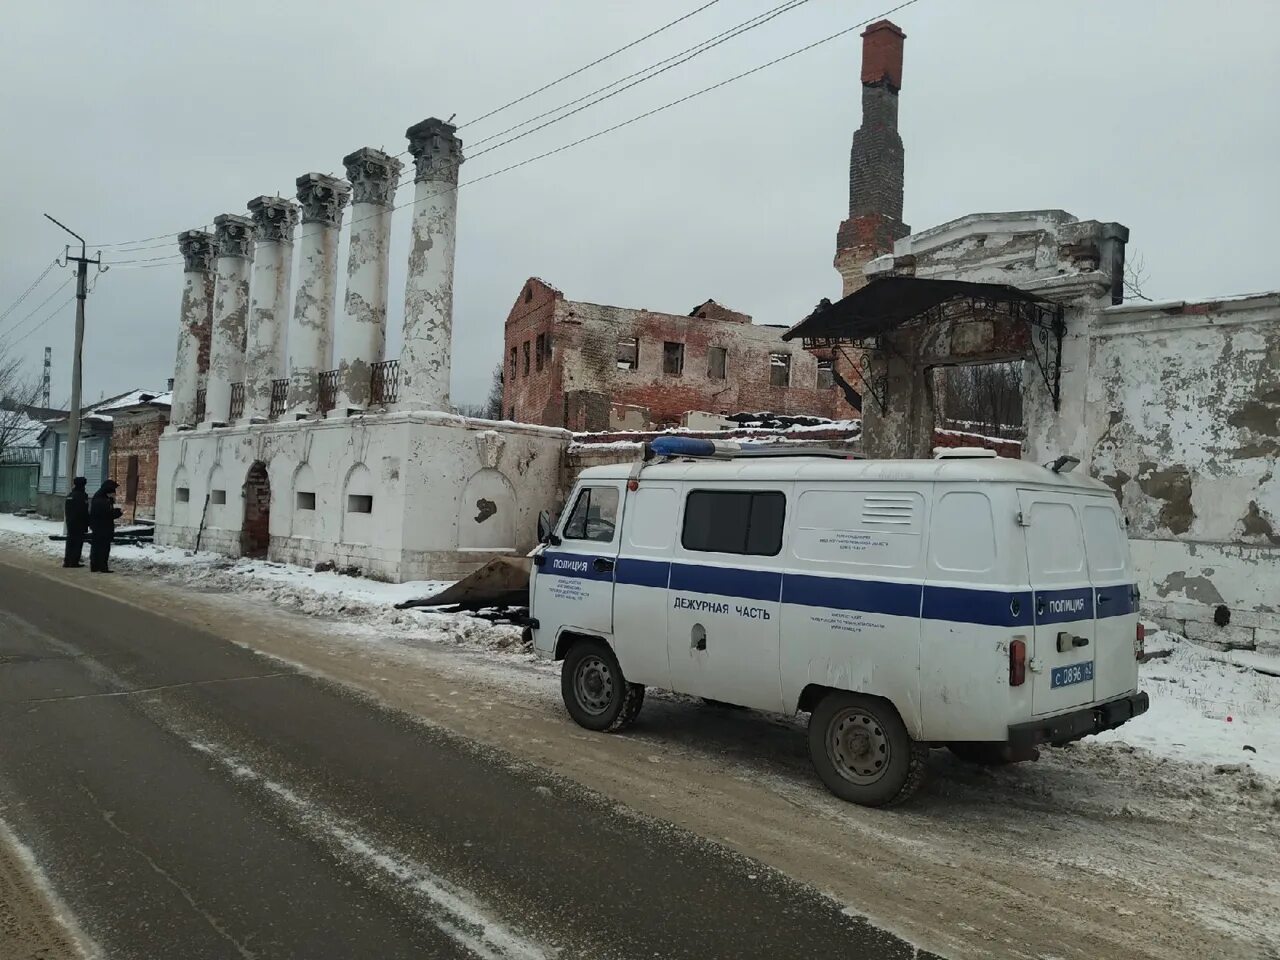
93;389;171;413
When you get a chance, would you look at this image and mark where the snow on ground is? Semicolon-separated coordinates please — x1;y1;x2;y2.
2;510;1278;782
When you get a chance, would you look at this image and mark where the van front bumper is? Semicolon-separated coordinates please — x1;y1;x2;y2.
1008;691;1150;748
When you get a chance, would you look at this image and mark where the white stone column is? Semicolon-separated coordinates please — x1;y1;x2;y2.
287;173;349;416
334;148;402;412
245;196;298;420
171;230;214;428
400;118;463;411
204;214;254;425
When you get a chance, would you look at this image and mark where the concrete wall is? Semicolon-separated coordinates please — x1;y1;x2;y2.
1087;294;1280;651
155;413;567;582
503;278;837;431
860;209;1278;648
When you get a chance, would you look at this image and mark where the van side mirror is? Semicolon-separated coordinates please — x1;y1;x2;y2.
537;510;560;546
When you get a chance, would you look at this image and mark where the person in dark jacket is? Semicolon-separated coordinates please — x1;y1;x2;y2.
88;479;122;573
62;477;90;568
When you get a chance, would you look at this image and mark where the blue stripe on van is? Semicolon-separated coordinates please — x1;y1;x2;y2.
669;563;782;603
1094;583;1137;617
615;557;670;589
923;585;1033;628
784;574;922;619
545;552;1137;625
539;551;615;582
1033;587;1095;624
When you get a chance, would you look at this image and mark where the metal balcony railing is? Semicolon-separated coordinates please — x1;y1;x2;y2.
228;382;245;420
370;359;400;406
317;369;339;415
268;378;289;420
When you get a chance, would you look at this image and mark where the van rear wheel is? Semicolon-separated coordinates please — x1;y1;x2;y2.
808;692;927;807
561;639;644;733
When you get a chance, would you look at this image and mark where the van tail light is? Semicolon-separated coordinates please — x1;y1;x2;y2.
1009;638;1027;686
1135;622;1146;660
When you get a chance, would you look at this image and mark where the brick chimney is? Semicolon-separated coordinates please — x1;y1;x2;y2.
834;20;909;297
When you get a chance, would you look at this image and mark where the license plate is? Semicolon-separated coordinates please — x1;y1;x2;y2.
1050;661;1094;689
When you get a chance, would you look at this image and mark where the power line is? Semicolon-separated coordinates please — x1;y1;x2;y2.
5;294;76;348
0;276;73;337
468;0;813;152
92;0;920;268
459;0;723;130
0;258;59;322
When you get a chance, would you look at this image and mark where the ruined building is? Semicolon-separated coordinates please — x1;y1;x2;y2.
502;278;837;431
155;120;566;582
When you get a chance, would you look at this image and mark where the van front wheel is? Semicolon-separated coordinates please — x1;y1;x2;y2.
808;692;927;807
561;639;644;733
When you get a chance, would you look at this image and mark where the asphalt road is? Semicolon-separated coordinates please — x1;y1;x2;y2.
0;557;937;960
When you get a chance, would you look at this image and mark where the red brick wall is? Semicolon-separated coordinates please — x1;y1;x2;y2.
503;278;839;431
861;20;905;90
106;408;168;522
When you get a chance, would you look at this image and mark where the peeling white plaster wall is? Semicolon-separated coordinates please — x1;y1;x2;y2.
1088;295;1280;650
156;414;567;582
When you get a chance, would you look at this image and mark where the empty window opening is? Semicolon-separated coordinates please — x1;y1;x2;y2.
176;487;190;503
535;332;548;372
509;347;517;378
817;359;834;389
707;346;727;380
211;489;227;505
522;341;531;377
125;455;139;504
296;491;316;510
617;337;639;370
347;494;373;514
524;286;533;303
663;341;685;376
769;353;791;387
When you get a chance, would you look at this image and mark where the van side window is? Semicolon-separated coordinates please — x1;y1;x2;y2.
931;491;996;573
1082;503;1126;576
563;486;619;543
681;490;785;556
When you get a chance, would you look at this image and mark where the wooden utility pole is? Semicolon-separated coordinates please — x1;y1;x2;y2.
44;214;103;486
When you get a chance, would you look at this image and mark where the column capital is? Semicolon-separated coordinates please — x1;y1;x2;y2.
342;147;403;207
296;173;350;226
177;230;215;273
213;214;255;260
247;195;299;243
405;118;463;184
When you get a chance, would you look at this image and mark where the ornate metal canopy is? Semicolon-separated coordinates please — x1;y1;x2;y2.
782;276;1066;412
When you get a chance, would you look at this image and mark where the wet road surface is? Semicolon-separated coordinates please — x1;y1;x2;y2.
0;557;937;959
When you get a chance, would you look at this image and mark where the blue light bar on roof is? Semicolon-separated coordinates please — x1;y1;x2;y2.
647;436;739;459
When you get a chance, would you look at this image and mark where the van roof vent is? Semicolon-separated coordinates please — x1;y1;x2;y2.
932;447;998;459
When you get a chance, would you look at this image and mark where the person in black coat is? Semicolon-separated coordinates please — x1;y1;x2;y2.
62;477;89;568
88;479;122;573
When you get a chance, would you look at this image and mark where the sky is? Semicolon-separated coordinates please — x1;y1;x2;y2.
0;0;1277;409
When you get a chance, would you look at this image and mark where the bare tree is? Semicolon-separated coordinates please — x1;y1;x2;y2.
452;364;507;420
0;351;44;464
1123;252;1153;303
484;362;504;420
937;362;1024;439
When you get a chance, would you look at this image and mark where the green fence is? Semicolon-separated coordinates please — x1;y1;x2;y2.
0;463;39;511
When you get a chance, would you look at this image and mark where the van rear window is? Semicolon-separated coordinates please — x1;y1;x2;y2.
681;490;785;556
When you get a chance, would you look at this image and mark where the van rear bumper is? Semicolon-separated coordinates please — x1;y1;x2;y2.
1008;692;1150;748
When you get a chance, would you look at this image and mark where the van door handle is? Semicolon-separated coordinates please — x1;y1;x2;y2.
1097;594;1111;603
593;557;615;573
1072;635;1090;648
1058;632;1090;652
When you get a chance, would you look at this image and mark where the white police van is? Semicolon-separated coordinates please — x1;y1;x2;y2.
529;438;1148;807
